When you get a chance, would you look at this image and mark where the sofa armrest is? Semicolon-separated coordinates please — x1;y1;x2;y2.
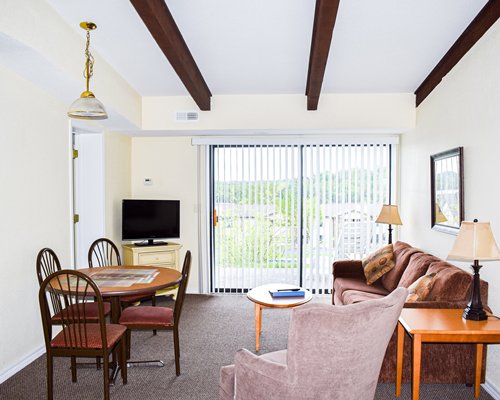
332;260;364;279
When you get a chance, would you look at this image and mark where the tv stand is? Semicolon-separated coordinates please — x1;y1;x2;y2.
123;242;182;299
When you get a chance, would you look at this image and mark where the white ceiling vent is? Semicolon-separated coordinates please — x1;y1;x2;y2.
175;110;199;122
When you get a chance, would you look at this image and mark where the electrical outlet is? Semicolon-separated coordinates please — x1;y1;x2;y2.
144;178;153;186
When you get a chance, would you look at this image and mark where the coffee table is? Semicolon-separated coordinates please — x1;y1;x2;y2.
247;283;312;352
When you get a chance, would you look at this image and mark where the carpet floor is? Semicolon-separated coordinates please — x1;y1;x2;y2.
0;294;494;399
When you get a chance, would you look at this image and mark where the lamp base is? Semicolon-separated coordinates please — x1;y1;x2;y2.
462;305;487;321
462;261;487;321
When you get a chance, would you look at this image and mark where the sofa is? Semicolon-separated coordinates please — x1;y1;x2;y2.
332;241;489;384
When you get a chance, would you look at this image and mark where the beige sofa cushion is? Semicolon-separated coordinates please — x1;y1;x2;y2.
362;244;395;285
406;273;437;302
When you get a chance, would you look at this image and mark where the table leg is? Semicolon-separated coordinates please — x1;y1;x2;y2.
411;334;422;400
396;322;404;397
255;303;262;352
475;343;483;398
109;297;122;385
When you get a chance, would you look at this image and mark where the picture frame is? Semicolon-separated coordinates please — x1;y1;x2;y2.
430;147;464;234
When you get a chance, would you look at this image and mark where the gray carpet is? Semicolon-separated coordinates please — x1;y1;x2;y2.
0;294;494;399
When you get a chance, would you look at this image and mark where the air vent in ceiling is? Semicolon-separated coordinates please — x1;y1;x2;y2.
175;110;199;122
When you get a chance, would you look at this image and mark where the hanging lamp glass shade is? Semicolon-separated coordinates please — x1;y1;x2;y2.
68;90;108;120
68;22;108;120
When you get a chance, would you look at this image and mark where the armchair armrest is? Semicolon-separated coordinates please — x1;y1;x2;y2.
332;260;364;279
234;349;289;398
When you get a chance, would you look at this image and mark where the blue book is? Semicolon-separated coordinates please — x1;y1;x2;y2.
269;289;305;298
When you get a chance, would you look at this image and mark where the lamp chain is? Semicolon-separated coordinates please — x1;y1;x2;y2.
83;29;94;92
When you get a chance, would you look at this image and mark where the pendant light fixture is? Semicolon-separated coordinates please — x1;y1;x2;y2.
67;22;108;120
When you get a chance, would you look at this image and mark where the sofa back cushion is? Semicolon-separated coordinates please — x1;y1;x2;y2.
426;261;472;302
398;252;441;288
381;241;423;292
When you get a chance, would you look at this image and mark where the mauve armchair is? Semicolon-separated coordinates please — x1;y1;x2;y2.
220;287;407;400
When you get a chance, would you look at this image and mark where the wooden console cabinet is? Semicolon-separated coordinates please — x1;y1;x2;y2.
122;242;182;297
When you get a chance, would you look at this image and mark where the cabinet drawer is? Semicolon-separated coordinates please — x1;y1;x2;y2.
138;252;175;265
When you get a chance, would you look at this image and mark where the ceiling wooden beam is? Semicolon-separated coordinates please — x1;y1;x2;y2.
415;0;500;107
130;0;212;110
305;0;341;110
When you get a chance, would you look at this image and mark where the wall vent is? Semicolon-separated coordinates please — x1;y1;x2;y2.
175;110;199;122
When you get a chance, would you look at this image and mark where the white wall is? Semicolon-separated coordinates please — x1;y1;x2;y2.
104;131;132;247
400;20;500;390
0;64;71;378
142;93;415;132
131;137;199;292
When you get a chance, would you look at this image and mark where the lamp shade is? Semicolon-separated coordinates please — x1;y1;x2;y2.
448;221;500;261
375;205;402;225
67;91;108;120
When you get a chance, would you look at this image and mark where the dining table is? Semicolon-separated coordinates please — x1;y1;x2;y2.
79;265;182;324
61;265;183;384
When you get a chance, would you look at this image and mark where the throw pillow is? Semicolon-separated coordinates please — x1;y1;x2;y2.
406;273;437;302
362;244;395;285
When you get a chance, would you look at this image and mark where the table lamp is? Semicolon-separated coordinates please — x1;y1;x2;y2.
376;204;402;244
448;219;500;320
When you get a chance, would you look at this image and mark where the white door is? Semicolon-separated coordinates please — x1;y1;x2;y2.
73;131;105;268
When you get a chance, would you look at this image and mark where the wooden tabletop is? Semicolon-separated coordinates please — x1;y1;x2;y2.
54;265;182;297
399;308;500;337
247;283;312;308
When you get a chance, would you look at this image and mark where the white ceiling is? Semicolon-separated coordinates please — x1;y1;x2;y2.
47;0;488;97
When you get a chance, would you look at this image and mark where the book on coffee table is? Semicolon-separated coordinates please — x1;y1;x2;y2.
269;288;305;298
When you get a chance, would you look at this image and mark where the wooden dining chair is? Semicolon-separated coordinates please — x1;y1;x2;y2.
88;238;156;306
39;269;127;400
119;251;192;376
37;248;111;369
37;248;112;322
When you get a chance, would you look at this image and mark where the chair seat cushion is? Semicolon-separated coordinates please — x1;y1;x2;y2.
51;302;111;323
120;291;156;304
119;306;174;328
51;324;126;349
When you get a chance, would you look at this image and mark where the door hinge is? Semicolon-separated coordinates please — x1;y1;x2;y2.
73;148;79;159
73;214;80;224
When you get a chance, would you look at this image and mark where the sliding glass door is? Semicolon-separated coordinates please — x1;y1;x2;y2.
211;143;392;293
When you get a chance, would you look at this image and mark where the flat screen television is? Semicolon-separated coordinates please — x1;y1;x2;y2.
122;199;180;246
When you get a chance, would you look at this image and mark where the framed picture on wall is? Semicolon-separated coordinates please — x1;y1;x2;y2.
430;147;464;234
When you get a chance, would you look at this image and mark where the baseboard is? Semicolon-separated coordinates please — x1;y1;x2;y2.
0;345;45;384
483;379;500;400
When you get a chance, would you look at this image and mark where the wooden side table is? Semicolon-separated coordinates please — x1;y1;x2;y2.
247;283;312;352
396;308;500;400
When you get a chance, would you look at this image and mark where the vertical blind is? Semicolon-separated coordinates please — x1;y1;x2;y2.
211;143;392;294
